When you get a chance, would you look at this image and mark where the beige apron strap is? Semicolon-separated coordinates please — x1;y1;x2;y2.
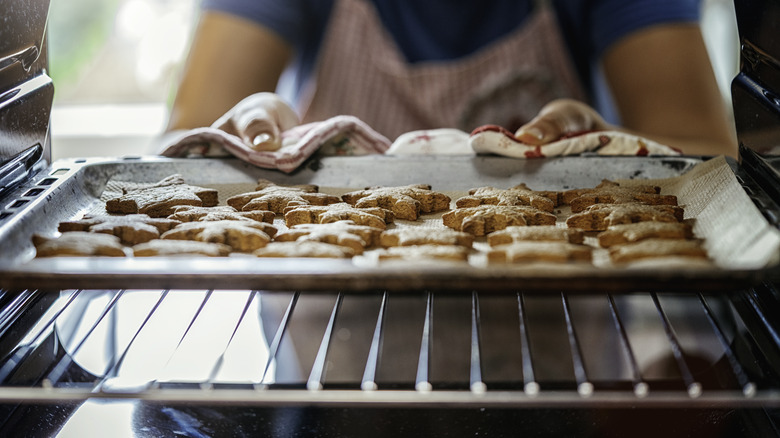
301;0;585;140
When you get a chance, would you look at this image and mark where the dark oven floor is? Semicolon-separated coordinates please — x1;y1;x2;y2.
0;286;779;437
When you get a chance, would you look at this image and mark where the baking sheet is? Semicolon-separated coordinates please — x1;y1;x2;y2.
0;155;777;292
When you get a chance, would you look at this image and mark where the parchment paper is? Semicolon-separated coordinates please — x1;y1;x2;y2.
618;156;780;269
100;156;780;271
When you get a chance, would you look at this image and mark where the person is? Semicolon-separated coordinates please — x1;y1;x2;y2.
166;0;737;157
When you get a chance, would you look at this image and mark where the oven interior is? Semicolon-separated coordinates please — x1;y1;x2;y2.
1;0;780;436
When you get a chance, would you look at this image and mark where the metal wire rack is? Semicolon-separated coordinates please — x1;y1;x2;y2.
0;287;778;408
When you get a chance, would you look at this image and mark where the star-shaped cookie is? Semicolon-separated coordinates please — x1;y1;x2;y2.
565;203;684;231
227;179;340;213
160;220;278;252
442;205;556;236
455;184;559;212
341;184;450;220
58;214;181;245
33;232;127;257
105;175;218;217
274;220;383;254
488;241;592;264
254;241;355;258
562;180;677;213
284;202;394;229
167;205;274;223
487;225;584;246
597;221;693;248
379;227;474;248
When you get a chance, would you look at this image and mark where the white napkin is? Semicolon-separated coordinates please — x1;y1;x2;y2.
386;129;474;155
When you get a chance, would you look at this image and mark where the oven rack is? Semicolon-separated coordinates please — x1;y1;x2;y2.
0;287;778;408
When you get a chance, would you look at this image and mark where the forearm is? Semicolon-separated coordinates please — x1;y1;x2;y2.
614;125;737;157
602;24;737;157
167;11;292;131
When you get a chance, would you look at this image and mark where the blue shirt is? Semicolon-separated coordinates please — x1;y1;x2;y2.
201;0;700;109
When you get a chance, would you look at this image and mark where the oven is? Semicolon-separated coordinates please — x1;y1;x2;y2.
1;0;780;437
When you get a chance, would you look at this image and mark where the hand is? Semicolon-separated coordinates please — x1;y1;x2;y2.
514;99;612;145
211;92;300;151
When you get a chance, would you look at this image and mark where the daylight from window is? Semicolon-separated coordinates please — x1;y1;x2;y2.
47;0;197;159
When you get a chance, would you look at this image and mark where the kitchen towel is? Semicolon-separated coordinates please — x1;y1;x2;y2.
469;125;681;158
160;115;392;173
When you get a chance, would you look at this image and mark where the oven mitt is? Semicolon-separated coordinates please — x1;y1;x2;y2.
469;125;681;158
160;115;392;173
385;129;474;155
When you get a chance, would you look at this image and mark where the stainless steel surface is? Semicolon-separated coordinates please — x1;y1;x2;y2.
0;155;776;292
0;0;52;164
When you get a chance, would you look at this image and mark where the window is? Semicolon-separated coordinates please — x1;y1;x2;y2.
48;0;197;159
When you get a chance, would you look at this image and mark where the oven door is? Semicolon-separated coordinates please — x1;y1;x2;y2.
0;0;53;198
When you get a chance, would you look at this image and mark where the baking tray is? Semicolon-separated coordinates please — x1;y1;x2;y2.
0;154;777;292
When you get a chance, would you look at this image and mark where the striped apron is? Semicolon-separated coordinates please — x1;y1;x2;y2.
300;0;586;141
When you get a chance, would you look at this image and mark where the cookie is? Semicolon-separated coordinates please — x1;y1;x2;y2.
105;175;218;217
455;184;558;213
442;205;557;236
33;232;127;257
253;241;355;258
562;179;677;213
167;205;275;223
487;225;584;246
227;179;340;213
608;238;708;264
598;221;693;248
284;202;394;229
58;214;181;245
487;241;593;264
376;244;470;262
161;220;277;252
565;203;684;231
341;184;451;220
274;220;383;254
132;239;232;257
379;227;474;248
